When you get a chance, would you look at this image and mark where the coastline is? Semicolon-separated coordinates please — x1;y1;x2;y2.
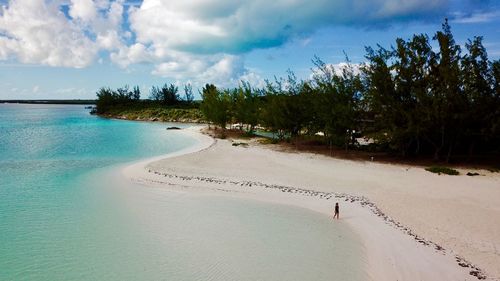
123;125;499;281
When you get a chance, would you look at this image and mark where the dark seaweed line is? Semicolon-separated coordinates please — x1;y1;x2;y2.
146;169;487;280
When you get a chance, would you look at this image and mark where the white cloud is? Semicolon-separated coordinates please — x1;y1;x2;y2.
108;0;447;87
151;53;262;88
69;0;98;23
127;0;447;56
0;0;127;67
110;42;153;67
71;0;127;51
0;0;468;88
311;62;363;82
0;0;98;67
451;11;500;24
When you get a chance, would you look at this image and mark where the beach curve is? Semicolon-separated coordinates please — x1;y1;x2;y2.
122;125;498;281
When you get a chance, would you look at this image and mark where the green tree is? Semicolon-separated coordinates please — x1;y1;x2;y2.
150;83;180;105
132;86;141;100
429;19;464;161
200;84;218;127
200;84;231;130
184;83;194;104
491;60;500;145
461;37;495;156
231;82;261;132
390;34;434;156
312;56;362;150
362;45;397;150
95;87;115;114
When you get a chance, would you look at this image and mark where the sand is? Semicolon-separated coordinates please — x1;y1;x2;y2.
123;126;500;281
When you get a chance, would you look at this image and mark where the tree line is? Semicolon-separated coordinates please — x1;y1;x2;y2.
200;20;499;162
95;83;195;114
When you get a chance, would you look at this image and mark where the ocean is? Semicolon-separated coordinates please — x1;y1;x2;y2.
0;104;364;280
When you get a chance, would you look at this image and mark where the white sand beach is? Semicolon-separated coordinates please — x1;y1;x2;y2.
123;126;500;281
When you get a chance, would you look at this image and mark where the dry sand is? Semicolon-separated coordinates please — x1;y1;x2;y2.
123;126;500;281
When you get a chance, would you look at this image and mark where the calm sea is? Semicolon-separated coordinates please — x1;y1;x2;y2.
0;104;365;281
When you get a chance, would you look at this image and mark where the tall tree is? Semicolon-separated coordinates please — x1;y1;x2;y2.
362;45;397;150
312;56;362;149
132;86;141;100
200;84;231;130
200;84;218;128
149;83;179;105
491;60;500;143
184;83;194;104
429;19;463;161
390;34;434;156
461;36;494;156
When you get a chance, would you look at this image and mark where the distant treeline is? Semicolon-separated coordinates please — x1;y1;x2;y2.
1;100;96;104
198;20;499;162
94;83;197;115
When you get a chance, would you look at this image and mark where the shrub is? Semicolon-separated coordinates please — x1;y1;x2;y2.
425;166;460;175
258;138;280;144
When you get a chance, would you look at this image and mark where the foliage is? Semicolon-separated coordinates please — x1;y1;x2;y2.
95;85;140;114
103;105;203;122
359;19;499;161
198;20;499;162
184;83;194;104
200;84;231;129
425;166;460;175
149;83;180;106
95;20;499;163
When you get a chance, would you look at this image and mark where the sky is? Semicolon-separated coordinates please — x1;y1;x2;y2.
0;0;499;100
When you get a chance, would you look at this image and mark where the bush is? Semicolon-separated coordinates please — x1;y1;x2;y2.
425;166;460;175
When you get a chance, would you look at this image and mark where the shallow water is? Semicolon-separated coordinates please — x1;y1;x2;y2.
0;104;365;280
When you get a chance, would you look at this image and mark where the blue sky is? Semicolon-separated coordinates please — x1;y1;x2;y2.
0;0;499;100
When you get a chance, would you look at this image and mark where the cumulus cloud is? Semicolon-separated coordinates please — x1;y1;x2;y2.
69;0;98;23
0;0;127;67
0;0;489;88
108;0;450;86
151;53;263;89
127;0;448;55
0;0;98;67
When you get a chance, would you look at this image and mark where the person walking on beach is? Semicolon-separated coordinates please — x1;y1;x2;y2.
333;202;339;219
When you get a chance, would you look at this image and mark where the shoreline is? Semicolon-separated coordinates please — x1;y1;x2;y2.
123;125;499;280
102;110;498;171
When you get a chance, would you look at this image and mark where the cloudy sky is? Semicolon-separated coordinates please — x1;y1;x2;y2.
1;0;499;99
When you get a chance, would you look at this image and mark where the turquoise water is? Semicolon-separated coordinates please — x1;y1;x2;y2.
0;104;365;280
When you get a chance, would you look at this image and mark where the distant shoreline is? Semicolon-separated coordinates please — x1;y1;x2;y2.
0;99;96;105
